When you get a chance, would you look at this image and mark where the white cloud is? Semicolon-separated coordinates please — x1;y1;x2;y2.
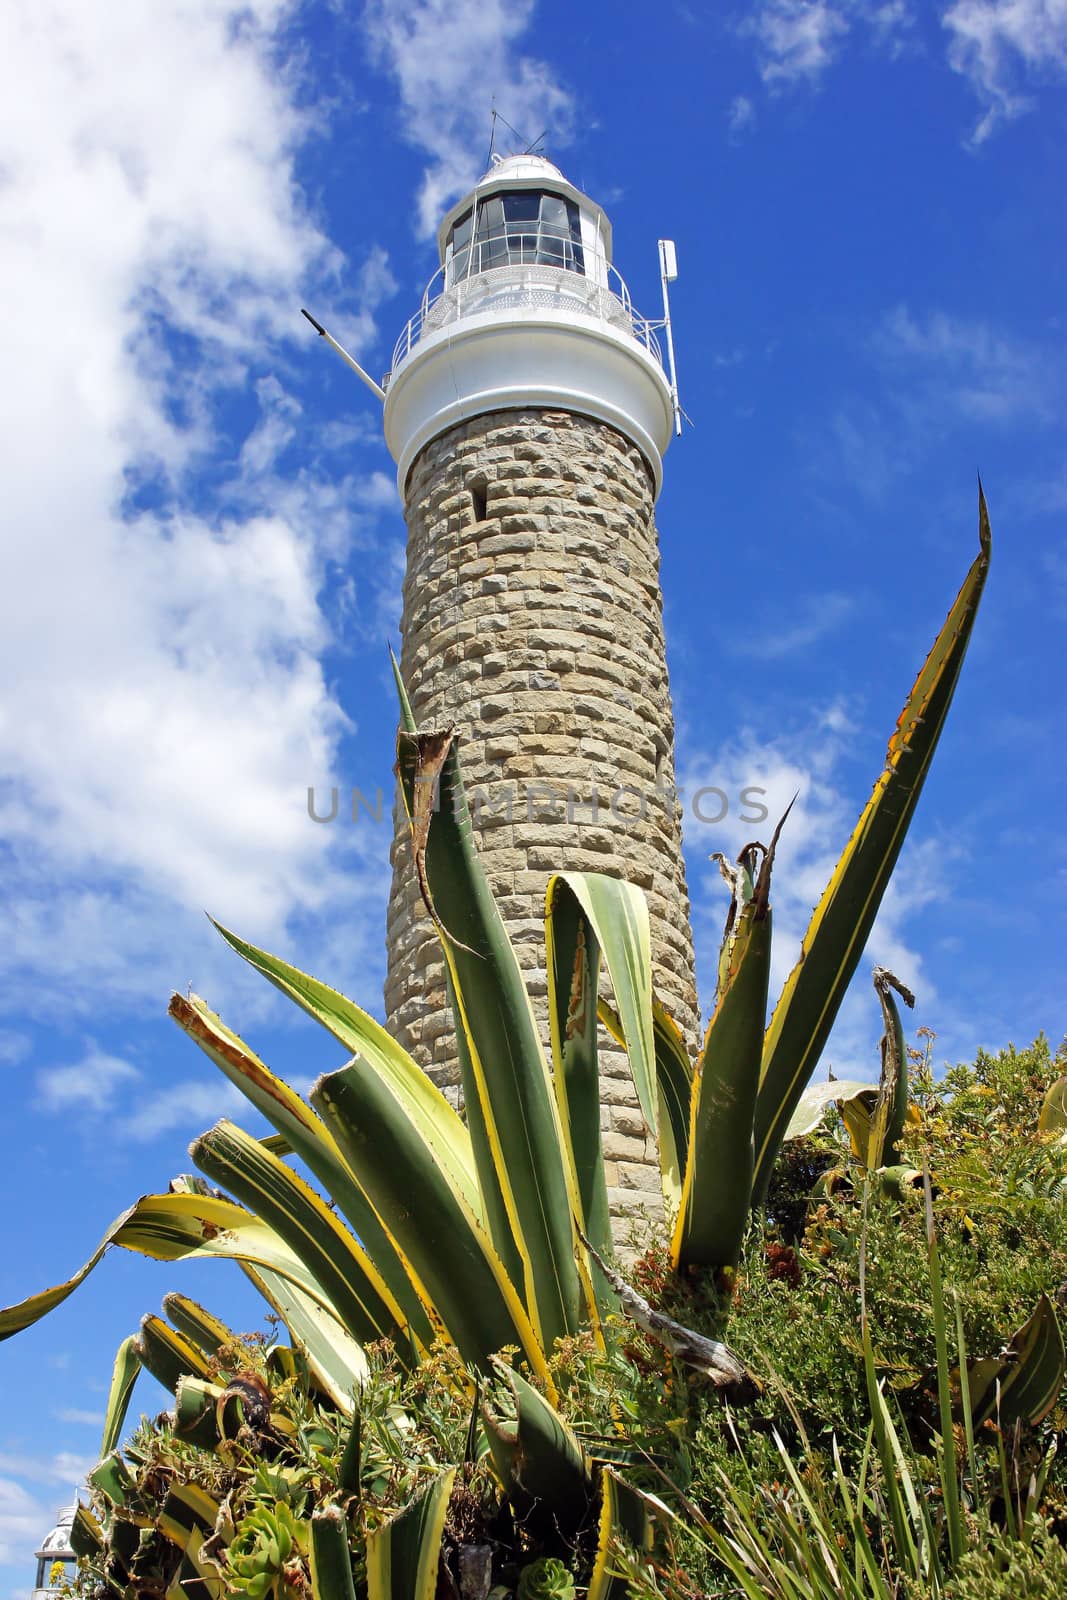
35;1049;139;1114
0;1451;97;1567
0;1031;30;1066
873;304;1057;422
0;1476;44;1571
725;591;856;658
678;705;943;1079
944;0;1067;143
52;1410;104;1428
749;0;852;85
363;0;575;235
727;94;757;139
0;2;398;1017
118;1079;247;1144
33;1043;251;1143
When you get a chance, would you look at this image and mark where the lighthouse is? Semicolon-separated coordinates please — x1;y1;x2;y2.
368;152;699;1219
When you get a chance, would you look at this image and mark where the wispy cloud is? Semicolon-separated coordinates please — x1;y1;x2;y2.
0;1451;96;1565
746;1;852;86
872;303;1059;423
727;93;757;139
53;1409;104;1428
811;302;1061;496
34;1044;247;1143
678;703;946;1077
944;0;1067;144
362;0;574;235
36;1050;139;1114
0;1;399;1018
726;591;857;658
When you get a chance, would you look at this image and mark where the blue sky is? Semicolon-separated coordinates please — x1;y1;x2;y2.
1;0;1065;1587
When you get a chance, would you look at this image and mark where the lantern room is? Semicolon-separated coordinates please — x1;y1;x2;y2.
436;154;610;288
31;1501;77;1599
383;154;678;497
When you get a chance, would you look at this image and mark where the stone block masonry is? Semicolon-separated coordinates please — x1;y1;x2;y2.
385;407;701;1234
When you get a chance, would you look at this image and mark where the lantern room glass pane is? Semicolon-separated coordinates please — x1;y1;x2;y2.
503;192;539;222
448;189;586;279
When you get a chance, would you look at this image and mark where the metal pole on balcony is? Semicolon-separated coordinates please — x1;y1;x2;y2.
300;310;386;402
658;240;682;437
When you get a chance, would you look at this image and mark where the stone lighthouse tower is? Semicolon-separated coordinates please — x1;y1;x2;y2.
380;153;699;1215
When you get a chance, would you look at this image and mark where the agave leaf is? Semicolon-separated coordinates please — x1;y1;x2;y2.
69;1503;104;1561
313;1060;551;1385
242;1264;367;1411
101;1334;141;1457
549;873;657;1132
171;992;434;1346
88;1451;135;1509
784;1078;874;1140
547;872;660;1276
366;1467;456;1600
311;1504;358;1600
483;1356;593;1535
588;1467;654;1600
206;929;479;1215
545;879;610;1283
967;1295;1066;1428
753;493;991;1207
1039;1076;1067;1141
157;1484;225;1600
395;728;581;1355
671;838;777;1273
192;1120;413;1358
173;1376;227;1449
600;996;692;1217
136;1312;214;1394
866;969;915;1169
0;1190;348;1340
162;1292;235;1359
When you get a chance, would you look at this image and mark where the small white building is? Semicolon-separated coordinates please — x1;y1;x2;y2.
31;1500;77;1598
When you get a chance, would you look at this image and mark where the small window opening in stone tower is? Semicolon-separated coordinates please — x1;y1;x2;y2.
469;476;488;523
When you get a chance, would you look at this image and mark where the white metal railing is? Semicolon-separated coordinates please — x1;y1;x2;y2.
387;252;664;384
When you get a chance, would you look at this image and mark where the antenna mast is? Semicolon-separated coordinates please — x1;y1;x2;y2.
657;240;682;437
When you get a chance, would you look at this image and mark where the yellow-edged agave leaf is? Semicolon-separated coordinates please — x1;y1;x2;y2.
0;1191;345;1340
753;492;991;1207
395;728;581;1356
207;925;479;1215
192;1120;414;1357
101;1334;141;1457
135;1313;214;1393
967;1295;1065;1428
310;1505;359;1600
171;992;435;1344
599;995;692;1218
483;1356;593;1534
366;1468;456;1600
546;876;612;1266
1039;1076;1067;1141
784;1078;872;1140
242;1264;368;1410
672;843;775;1273
314;1060;552;1384
161;1292;235;1359
550;873;658;1132
588;1467;655;1600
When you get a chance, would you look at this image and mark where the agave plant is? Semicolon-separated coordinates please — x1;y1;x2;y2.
0;495;991;1594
